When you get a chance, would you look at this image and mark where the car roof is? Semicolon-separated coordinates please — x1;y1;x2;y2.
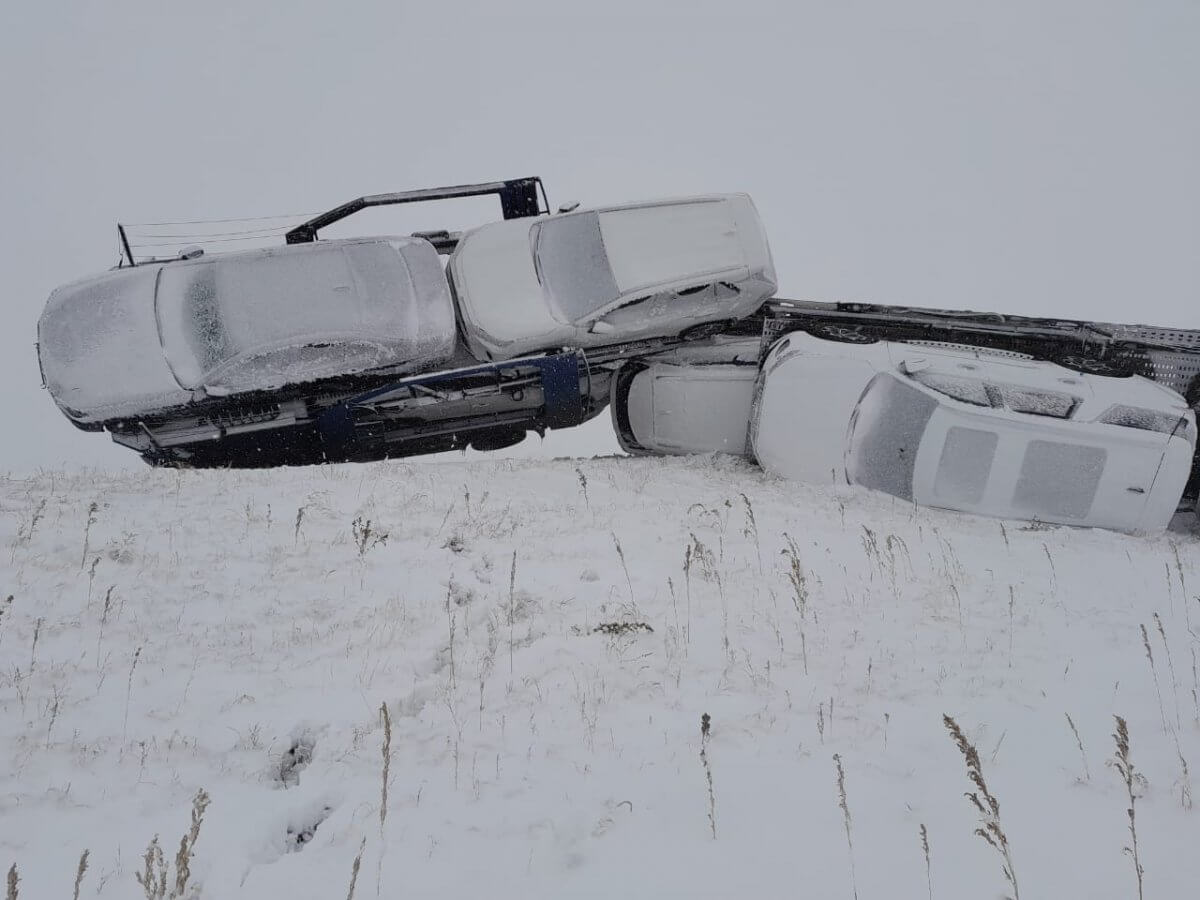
39;236;455;422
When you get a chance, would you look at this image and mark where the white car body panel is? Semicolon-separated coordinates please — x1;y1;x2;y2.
751;331;1194;534
613;337;760;456
449;194;776;361
39;237;456;424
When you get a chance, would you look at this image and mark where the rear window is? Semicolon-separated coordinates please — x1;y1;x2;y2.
532;212;620;323
933;427;998;506
846;374;937;501
1012;440;1106;519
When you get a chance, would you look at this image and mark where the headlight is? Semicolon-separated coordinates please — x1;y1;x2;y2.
1096;405;1191;437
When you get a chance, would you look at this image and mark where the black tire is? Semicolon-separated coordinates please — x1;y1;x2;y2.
1051;352;1136;378
1184;373;1200;409
807;323;879;344
468;428;526;452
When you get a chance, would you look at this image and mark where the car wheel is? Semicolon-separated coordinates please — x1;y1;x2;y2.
1184;373;1200;409
1051;352;1136;378
468;428;526;452
808;323;878;344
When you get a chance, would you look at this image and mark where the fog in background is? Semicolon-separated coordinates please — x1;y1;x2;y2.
2;0;1196;472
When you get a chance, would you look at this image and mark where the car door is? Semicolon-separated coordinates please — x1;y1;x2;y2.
648;363;758;454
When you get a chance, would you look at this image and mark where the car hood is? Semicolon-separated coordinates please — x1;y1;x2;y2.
38;266;192;423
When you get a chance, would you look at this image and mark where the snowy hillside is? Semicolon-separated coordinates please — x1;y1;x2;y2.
2;456;1199;898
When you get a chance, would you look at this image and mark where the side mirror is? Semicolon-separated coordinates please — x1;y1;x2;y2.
557;201;581;214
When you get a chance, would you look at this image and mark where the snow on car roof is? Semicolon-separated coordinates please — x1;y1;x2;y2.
39;237;456;423
532;197;750;323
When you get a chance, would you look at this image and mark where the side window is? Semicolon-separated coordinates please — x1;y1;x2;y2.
933;427;998;506
533;212;620;323
846;374;938;502
1012;441;1106;519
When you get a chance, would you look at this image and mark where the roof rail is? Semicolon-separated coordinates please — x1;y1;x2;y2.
284;177;549;247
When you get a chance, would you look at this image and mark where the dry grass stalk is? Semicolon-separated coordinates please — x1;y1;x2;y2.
1192;647;1199;727
29;617;43;674
1176;744;1194;811
781;533;808;618
575;467;589;510
612;533;635;605
86;557;100;607
1007;587;1015;668
683;544;694;648
13;497;47;560
700;713;716;839
667;577;680;639
1170;542;1189;628
293;505;305;545
136;789;209;900
1152;613;1182;731
173;788;210;898
943;715;1020;900
81;501;98;569
739;493;762;575
72;850;89;900
919;824;932;900
1064;713;1090;782
781;534;809;673
1042;543;1057;592
136;838;166;900
445;582;457;692
351;517;388;558
508;550;517;676
380;703;392;832
6;864;17;900
1140;624;1168;732
1111;716;1144;900
833;753;859;900
345;837;366;900
122;646;143;748
378;702;393;894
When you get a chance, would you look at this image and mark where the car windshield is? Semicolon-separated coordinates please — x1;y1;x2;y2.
532;212;621;323
846;374;938;501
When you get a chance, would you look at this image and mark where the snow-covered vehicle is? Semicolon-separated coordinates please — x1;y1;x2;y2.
750;331;1195;533
611;336;760;456
447;195;777;361
39;236;456;427
38;179;616;466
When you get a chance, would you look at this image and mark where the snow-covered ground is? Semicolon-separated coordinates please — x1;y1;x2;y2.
2;455;1199;898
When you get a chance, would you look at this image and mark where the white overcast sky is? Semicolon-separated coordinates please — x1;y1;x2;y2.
1;0;1197;472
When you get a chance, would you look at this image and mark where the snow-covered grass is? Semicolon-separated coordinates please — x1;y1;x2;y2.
1;456;1198;898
